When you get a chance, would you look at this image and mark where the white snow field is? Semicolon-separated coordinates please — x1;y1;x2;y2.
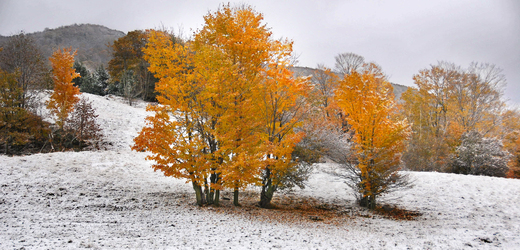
1;93;519;249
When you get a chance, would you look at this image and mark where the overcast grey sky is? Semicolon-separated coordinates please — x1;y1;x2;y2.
1;0;519;105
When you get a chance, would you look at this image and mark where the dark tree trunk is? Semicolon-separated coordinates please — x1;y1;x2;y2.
259;167;277;208
259;183;276;208
359;195;376;210
204;181;213;205
214;189;220;206
192;182;204;206
210;172;220;206
233;184;240;206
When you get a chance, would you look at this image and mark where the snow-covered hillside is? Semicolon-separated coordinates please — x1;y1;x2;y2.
1;93;519;249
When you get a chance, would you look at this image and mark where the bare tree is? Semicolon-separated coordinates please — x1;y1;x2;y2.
0;32;47;111
66;97;103;149
334;52;365;75
464;62;505;134
300;120;353;164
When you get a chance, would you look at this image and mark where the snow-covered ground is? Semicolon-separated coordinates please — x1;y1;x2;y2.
1;93;519;249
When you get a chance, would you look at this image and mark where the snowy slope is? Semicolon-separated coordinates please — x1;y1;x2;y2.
1;93;519;249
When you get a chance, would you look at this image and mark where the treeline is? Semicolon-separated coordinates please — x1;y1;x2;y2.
0;34;102;154
128;5;519;209
401;62;520;178
1;4;519;211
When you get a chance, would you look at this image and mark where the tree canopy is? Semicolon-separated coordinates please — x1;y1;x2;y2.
335;63;411;209
133;4;310;207
46;48;80;130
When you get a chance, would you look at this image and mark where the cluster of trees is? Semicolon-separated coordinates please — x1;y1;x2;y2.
133;5;310;208
68;29;159;105
401;62;520;178
51;29;159;105
0;33;51;154
0;33;102;154
132;5;411;209
3;5;518;211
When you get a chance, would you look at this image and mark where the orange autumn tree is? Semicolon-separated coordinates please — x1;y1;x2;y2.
133;24;263;207
258;60;310;208
133;5;309;207
132;30;215;206
193;4;310;207
47;48;80;130
193;5;269;206
335;63;411;209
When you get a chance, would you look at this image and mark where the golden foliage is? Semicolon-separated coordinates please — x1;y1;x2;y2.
335;63;411;208
502;109;520;178
133;5;307;206
402;62;506;172
46;48;80;129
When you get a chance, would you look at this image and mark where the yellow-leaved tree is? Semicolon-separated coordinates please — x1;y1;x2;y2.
193;5;269;206
133;5;309;207
258;55;311;208
194;5;310;207
132;30;214;206
335;63;411;209
46;48;80;130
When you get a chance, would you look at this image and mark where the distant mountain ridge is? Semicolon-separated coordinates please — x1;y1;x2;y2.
0;23;407;98
0;23;125;70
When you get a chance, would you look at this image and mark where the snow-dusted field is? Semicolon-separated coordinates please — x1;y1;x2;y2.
1;93;519;249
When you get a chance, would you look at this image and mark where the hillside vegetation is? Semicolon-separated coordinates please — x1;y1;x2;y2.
0;24;408;99
1;5;519;248
0;24;124;70
1;92;519;249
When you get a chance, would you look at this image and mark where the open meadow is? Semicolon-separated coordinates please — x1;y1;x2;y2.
1;93;519;249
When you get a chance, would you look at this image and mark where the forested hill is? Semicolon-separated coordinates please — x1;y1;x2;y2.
0;24;124;70
0;24;407;97
292;66;408;100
